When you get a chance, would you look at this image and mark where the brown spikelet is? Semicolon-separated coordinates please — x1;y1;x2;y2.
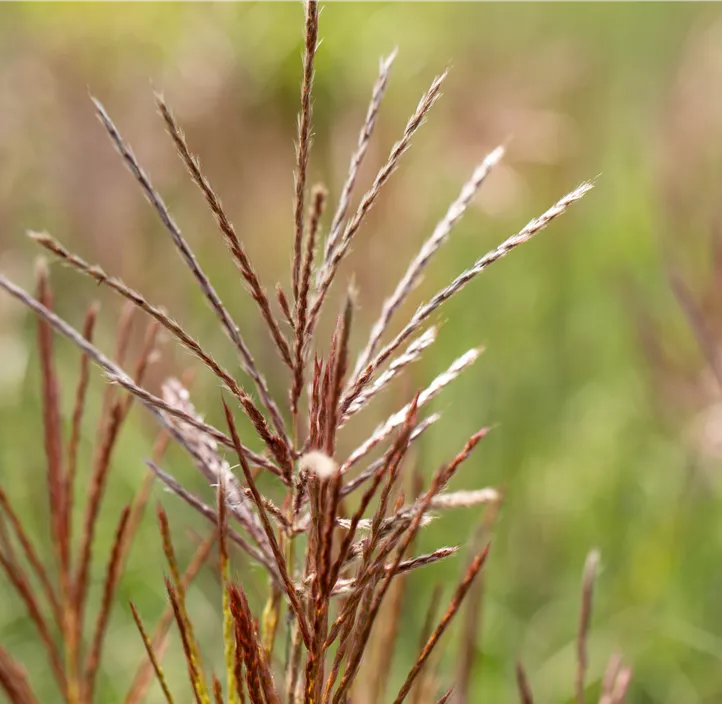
322;580;368;702
319;469;342;597
600;654;623;701
125;532;215;704
118;319;160;416
129;602;175;704
310;353;324;444
392;544;491;703
0;551;65;693
303;451;342;704
156;94;292;370
285;622;304;704
223;400;312;649
0;513;17;568
157;506;209;698
515;661;534;704
73;414;124;637
212;674;224;704
83;505;132;702
232;598;262;704
326;291;353;456
64;303;99;569
165;577;209;704
292;184;327;414
217;478;240;704
292;0;319;302
234;645;246;704
409;584;443;704
576;550;600;704
668;269;722;388
113;302;137;367
608;668;632;704
95;301;135;452
0;647;39;704
299;185;327;330
457;499;501;704
229;585;280;704
157;505;184;600
321;49;396;266
64;302;100;704
35;260;65;577
73;306;141;637
276;285;294;330
0;487;61;628
368;552;407;702
316;347;334;456
436;687;455;704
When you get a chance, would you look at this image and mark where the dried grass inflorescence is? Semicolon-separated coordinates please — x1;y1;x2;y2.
0;3;626;703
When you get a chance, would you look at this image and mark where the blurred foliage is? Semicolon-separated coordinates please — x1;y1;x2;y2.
1;3;722;702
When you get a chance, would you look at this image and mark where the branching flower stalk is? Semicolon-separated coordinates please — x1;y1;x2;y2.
0;3;627;704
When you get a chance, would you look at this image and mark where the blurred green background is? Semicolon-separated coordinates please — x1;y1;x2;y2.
1;2;722;702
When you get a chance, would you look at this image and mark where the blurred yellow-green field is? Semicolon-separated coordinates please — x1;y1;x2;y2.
2;2;722;702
